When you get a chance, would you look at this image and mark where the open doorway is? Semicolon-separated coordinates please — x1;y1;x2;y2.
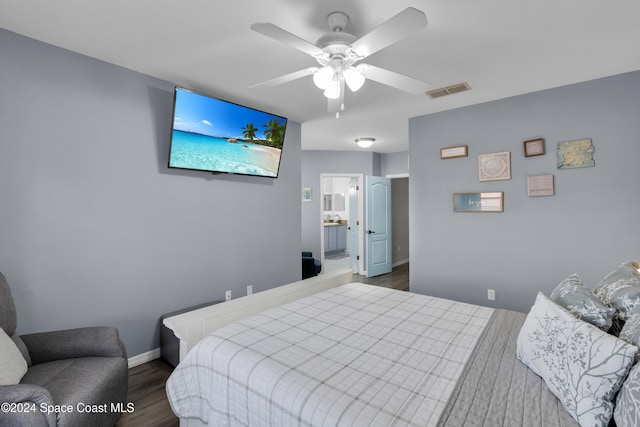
318;173;409;277
320;174;364;275
388;174;409;268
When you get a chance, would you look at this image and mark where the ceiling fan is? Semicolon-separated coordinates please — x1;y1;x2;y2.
251;7;430;117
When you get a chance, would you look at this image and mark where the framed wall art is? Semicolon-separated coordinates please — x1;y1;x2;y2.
453;192;504;212
527;174;555;197
302;187;312;202
440;145;468;159
478;151;511;181
524;138;545;157
557;138;594;169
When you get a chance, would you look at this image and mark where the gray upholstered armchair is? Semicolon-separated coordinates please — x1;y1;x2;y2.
0;272;128;427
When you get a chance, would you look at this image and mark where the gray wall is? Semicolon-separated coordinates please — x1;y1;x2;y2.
0;29;302;357
382;152;410;176
409;70;640;313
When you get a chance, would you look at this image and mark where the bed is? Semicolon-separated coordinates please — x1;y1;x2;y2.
164;264;640;427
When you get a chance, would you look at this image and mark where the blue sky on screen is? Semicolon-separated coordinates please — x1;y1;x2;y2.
172;88;286;139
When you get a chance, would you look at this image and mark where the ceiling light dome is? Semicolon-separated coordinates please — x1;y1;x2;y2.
355;137;375;148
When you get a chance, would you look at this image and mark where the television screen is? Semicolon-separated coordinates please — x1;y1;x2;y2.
168;87;287;178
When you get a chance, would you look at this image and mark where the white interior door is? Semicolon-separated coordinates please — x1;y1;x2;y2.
365;176;392;278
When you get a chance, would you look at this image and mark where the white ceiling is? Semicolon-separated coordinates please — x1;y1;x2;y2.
1;0;639;153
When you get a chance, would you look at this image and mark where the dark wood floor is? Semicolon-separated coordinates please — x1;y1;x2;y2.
352;262;409;291
116;358;178;427
116;263;409;427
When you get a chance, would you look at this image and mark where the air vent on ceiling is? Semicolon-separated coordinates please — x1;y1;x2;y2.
426;82;471;99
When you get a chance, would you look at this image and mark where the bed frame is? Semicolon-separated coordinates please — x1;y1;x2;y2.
163;268;354;427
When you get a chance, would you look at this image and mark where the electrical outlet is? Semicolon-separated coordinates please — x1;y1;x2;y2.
487;289;496;301
225;290;232;301
247;285;253;296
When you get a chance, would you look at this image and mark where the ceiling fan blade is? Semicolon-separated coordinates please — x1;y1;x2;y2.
251;67;318;88
360;64;430;94
251;23;325;57
328;80;346;115
350;7;427;59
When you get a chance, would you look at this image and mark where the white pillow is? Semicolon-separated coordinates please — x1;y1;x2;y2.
614;362;640;427
517;292;638;427
0;328;28;385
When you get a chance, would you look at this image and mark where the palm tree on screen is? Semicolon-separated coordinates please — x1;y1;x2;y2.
263;119;285;148
242;123;258;141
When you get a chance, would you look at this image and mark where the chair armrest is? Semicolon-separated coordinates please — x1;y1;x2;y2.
0;384;56;426
21;326;127;365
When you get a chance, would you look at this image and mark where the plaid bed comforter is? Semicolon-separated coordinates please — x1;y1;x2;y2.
166;283;494;426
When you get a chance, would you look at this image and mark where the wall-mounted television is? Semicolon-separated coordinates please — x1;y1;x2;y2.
168;87;287;178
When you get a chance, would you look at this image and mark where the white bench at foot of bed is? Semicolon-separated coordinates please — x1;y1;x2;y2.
163;268;354;366
163;268;354;427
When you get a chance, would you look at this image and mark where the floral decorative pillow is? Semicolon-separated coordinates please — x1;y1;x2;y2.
619;303;640;348
614;362;640;427
593;261;640;334
550;274;614;331
517;292;638;427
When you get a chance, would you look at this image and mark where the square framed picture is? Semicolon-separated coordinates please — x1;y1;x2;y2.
524;138;545;157
478;151;511;181
527;174;554;197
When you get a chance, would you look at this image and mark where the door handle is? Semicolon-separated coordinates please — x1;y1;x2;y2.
367;230;375;234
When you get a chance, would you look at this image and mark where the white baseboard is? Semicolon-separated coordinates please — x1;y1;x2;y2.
359;259;408;277
128;348;161;368
393;258;409;267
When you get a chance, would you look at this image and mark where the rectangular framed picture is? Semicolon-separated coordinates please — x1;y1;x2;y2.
524;138;545;157
557;138;595;169
527;174;554;197
453;192;504;212
478;151;511;181
440;145;468;159
302;187;312;202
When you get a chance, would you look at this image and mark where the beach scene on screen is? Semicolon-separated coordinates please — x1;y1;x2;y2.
169;89;286;177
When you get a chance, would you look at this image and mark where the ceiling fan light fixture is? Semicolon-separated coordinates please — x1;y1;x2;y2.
251;7;429;115
343;67;365;92
313;65;333;89
324;79;341;99
355;137;375;148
